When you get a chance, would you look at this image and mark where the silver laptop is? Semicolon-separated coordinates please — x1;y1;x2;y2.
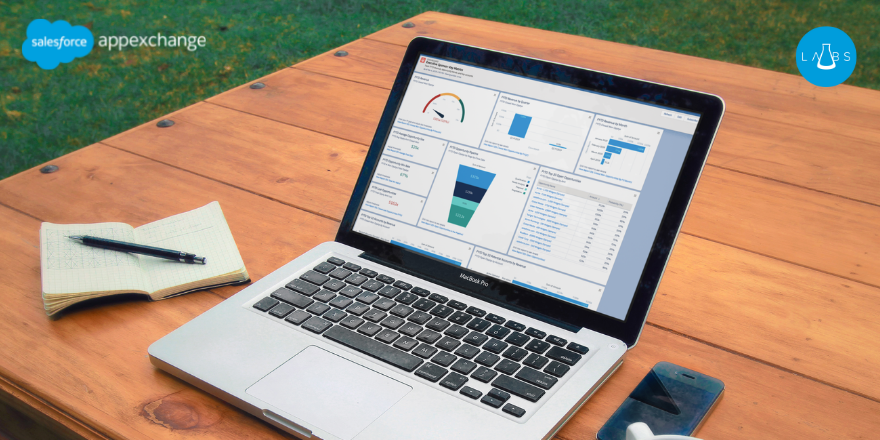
149;37;724;440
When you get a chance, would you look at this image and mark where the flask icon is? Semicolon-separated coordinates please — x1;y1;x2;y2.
817;43;836;70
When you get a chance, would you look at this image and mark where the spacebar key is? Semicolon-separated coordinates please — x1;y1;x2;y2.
492;375;546;402
324;325;424;372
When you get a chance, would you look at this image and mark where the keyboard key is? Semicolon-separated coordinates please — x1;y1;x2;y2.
357;322;382;336
340;316;364;329
466;318;491;332
398;322;423;337
516;366;559;390
444;325;469;339
313;290;336;303
312;262;336;274
525;339;551;354
447;300;467;310
454;344;480;360
329;268;352;280
486;325;511;339
485;313;506;324
322;309;347;322
413;343;438;359
432;351;457;367
344;274;368;286
376;274;395;284
306;302;330;315
323;279;346;292
393;280;413;290
272;288;310;305
546;335;567;346
285;279;320;296
390;304;414;317
416;329;442;344
546;346;582;365
253;297;279;312
492;375;546;402
475;351;500;367
436;337;461;352
471;366;498;383
363;309;387;323
301;317;332;334
395;292;418;305
483;339;509;354
408;311;432;325
525;327;547;339
346;302;369;316
381;316;405;330
426;317;451;332
502;403;526;418
544;361;570;378
451;359;477;375
324;326;423;372
355;292;379;305
361;280;384;292
430;305;454;318
300;271;330;286
268;303;295;318
342;262;361;272
329;296;353;309
502;346;528;362
412;298;436;312
378;286;401;298
463;331;489;347
488;388;511;402
459;386;482;400
523;353;549;370
327;256;345;266
359;268;378;278
393;336;419;351
480;395;503;408
414;363;447;382
494;359;520;375
448;311;472;325
284;310;311;325
505;332;530;347
410;287;430;297
338;285;363;298
504;321;526;332
439;372;469;391
375;329;400;344
567;342;590;355
428;293;448;303
373;298;396;311
465;306;486;317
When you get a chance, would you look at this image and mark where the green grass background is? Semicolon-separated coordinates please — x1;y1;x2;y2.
1;0;876;180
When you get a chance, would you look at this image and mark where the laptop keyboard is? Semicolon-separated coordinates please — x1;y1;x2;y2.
250;256;590;419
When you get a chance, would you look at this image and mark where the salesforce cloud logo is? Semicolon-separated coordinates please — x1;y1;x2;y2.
22;19;94;70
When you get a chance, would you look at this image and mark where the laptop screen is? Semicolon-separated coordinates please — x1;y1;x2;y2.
352;55;701;320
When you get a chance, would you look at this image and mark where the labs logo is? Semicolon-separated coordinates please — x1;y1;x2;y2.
796;27;856;87
22;19;94;70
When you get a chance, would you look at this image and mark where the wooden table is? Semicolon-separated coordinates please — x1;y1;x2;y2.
2;12;879;440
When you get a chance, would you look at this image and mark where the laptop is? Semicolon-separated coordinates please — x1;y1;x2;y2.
149;37;724;440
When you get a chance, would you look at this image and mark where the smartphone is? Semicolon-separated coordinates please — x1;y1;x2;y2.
597;362;724;440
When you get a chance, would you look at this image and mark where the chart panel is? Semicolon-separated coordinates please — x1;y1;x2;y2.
374;156;436;197
354;211;474;267
574;116;662;190
381;128;448;168
361;183;425;225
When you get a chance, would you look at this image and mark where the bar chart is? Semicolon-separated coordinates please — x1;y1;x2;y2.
601;139;646;165
448;165;496;227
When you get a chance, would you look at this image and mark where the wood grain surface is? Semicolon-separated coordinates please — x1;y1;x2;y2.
1;11;878;440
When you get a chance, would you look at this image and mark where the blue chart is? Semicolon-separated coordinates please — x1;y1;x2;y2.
448;165;496;227
601;139;646;165
508;114;532;138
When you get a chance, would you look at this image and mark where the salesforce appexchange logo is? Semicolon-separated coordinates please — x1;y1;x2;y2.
22;19;94;70
796;27;857;87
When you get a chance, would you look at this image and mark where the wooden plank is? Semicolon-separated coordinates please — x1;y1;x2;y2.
0;377;100;440
1;160;879;439
291;38;880;206
365;13;880;144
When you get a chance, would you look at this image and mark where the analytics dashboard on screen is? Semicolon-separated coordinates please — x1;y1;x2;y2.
353;55;701;320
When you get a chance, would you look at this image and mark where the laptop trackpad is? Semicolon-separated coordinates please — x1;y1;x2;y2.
246;346;411;440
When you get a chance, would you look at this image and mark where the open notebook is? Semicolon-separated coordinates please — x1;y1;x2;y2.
39;202;249;316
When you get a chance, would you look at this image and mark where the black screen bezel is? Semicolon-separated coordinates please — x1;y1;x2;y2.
336;37;724;347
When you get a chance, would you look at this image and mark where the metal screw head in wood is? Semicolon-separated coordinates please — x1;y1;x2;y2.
40;165;59;174
334;50;348;57
156;119;175;128
402;22;415;28
250;82;266;89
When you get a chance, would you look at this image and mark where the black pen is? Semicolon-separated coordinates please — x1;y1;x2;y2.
67;235;207;264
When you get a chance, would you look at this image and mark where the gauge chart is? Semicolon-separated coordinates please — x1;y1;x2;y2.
423;93;465;123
